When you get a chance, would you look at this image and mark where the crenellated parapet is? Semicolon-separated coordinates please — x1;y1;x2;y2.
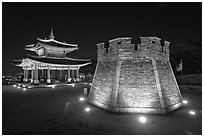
97;36;170;62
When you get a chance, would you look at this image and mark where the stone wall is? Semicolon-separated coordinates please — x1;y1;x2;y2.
157;61;182;108
117;59;160;108
89;61;117;107
89;36;182;114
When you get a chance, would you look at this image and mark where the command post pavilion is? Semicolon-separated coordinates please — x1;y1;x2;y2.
12;29;91;85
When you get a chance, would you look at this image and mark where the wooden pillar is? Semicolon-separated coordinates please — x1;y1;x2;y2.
76;67;80;82
67;67;71;83
23;68;28;82
34;65;39;85
47;66;51;84
72;69;75;78
59;69;62;81
31;67;34;83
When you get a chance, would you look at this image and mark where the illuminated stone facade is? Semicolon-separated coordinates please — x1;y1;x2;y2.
88;37;183;114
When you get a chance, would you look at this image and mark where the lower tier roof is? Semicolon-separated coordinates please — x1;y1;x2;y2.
12;55;91;68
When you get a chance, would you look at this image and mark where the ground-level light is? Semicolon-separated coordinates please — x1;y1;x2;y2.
52;86;55;88
23;88;27;91
183;100;188;104
17;86;20;89
85;107;90;112
189;110;196;115
13;85;16;87
139;116;147;123
79;97;85;101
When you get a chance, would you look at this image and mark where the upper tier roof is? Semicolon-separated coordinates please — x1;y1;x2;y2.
25;29;78;50
36;38;78;48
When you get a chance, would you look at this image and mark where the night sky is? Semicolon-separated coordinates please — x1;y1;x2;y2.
2;2;202;74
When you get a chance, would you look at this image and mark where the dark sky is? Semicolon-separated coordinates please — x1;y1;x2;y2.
2;2;202;74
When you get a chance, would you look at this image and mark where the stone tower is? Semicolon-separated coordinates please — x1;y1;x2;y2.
88;37;183;114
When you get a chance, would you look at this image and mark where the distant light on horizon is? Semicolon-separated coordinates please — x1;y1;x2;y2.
52;86;55;88
139;116;147;123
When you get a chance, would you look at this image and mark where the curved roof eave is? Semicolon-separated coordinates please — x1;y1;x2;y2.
37;38;77;47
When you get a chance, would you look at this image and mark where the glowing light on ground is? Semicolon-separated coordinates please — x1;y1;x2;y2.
139;116;147;123
52;86;55;88
189;110;196;115
79;97;85;101
85;107;90;112
17;86;20;89
70;84;75;87
183;100;188;104
23;88;27;91
13;85;16;87
89;83;92;86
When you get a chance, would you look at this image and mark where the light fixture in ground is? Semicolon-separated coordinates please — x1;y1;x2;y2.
139;116;147;123
189;110;196;115
13;85;16;87
85;107;90;112
72;84;75;87
17;86;20;89
183;100;188;104
23;88;27;91
79;97;85;101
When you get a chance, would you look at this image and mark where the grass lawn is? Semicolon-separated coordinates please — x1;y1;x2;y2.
2;84;202;135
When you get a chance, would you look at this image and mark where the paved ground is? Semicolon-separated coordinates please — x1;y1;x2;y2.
2;84;202;135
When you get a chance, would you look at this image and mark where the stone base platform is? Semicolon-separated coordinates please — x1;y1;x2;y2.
89;100;183;114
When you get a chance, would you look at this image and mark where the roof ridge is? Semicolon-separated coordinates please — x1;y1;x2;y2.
37;38;77;47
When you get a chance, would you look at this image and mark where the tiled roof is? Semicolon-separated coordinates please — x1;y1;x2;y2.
37;38;78;48
26;55;91;65
11;60;22;65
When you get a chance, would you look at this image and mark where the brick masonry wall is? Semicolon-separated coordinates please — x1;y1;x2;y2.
89;37;182;113
89;61;117;107
117;59;161;108
157;61;182;107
